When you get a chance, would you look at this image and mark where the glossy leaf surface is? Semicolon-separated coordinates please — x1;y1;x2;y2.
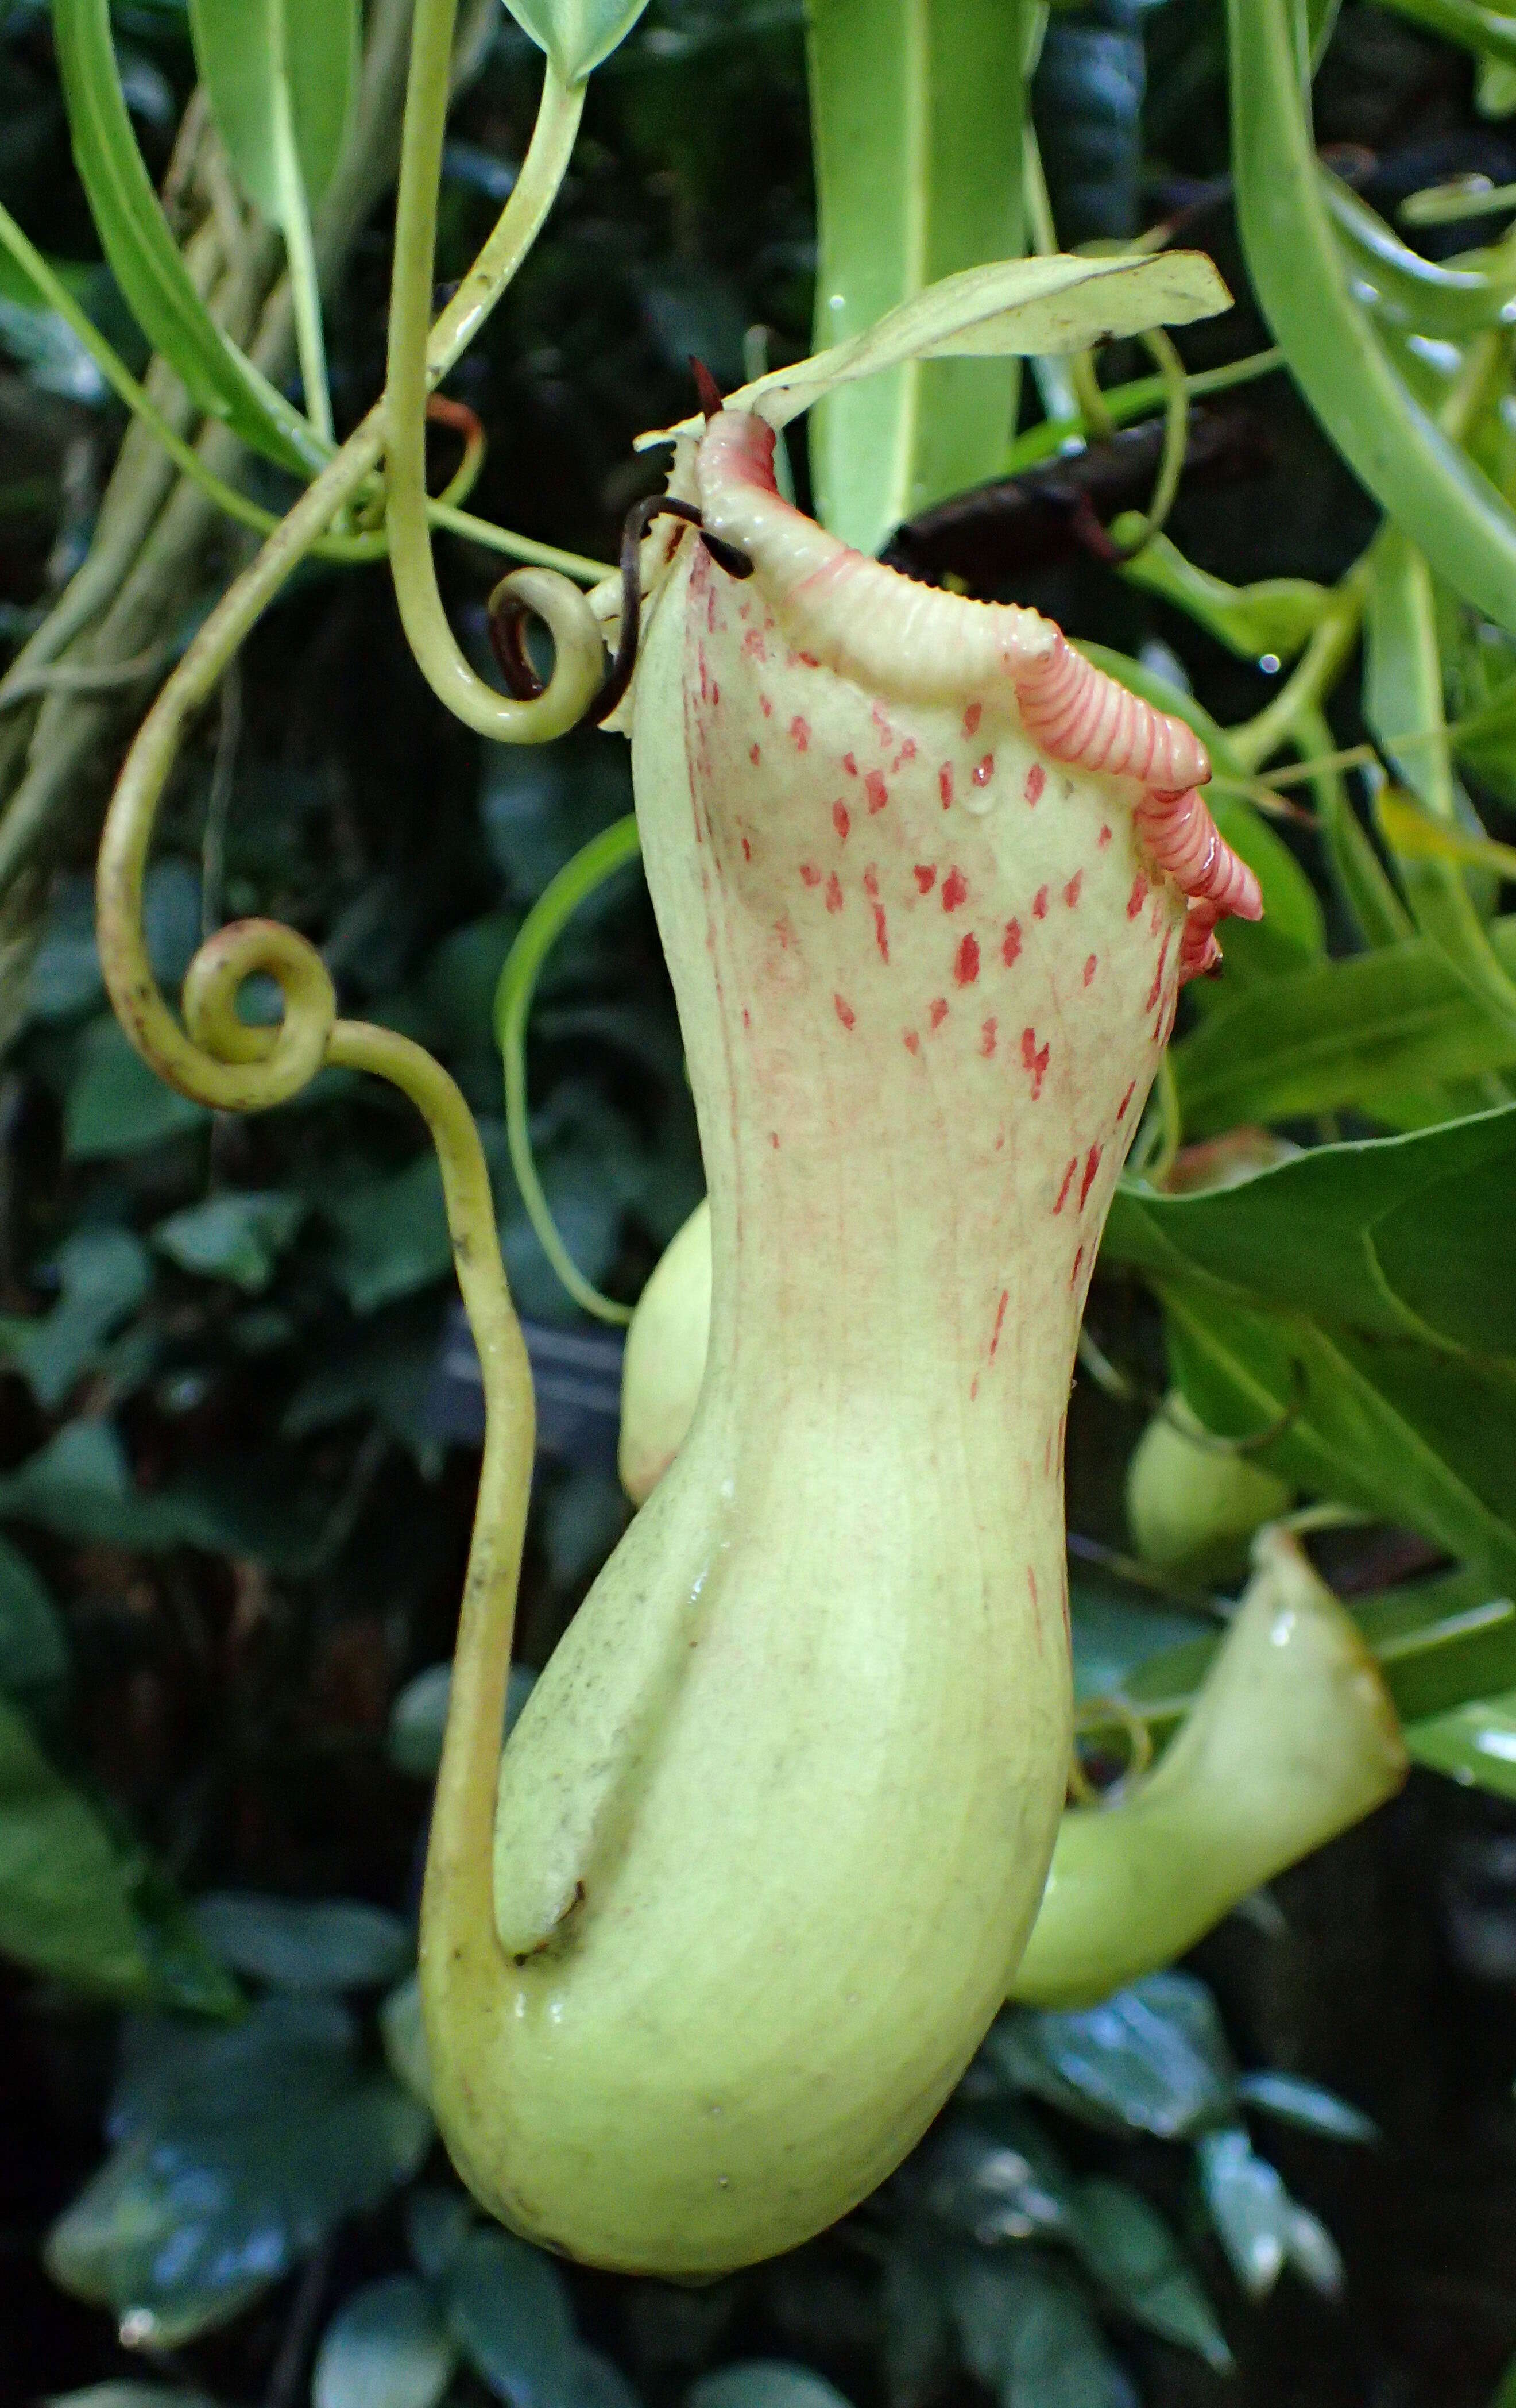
46;1996;431;2344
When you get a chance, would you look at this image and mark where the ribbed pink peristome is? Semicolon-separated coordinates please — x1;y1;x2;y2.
1012;635;1211;792
693;407;1260;977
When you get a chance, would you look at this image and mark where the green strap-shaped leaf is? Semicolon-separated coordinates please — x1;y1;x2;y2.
187;0;358;226
805;0;1031;554
52;0;328;474
1172;921;1516;1134
1363;524;1516;1040
1228;0;1516;638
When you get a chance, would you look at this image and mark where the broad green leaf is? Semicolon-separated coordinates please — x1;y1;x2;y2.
0;1691;152;1997
192;1893;413;1992
1105;1107;1516;1587
443;2226;577;2405
1195;2129;1291;2299
66;1016;209;1159
188;0;358;224
988;1974;1236;2140
51;0;327;474
312;2275;457;2408
47;1996;432;2345
0;1533;69;1696
946;2252;1133;2408
0;1227;151;1408
1405;1682;1516;1797
1171;928;1516;1135
282;1294;447;1464
690;2372;853;2408
406;2185;474;2282
1073;2177;1232;2370
153;1191;306;1291
1235;2070;1378;2144
502;0;653;82
1199;2121;1346;2298
644;251;1232;440
1164;1280;1516;1593
324;1156;454;1315
807;0;1028;554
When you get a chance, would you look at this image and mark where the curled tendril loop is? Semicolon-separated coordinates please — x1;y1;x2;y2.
493;494;755;732
1068;1695;1156;1807
180;918;337;1105
477;565;608;731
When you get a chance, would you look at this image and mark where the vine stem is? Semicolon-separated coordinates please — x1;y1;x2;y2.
495;815;644;1325
94;45;606;1795
385;3;600;735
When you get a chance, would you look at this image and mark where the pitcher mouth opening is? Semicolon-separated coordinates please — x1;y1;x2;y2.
575;398;1262;982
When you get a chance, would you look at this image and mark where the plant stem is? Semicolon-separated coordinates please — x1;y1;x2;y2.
495;815;643;1324
385;2;595;736
270;56;335;446
1003;346;1286;472
1228;569;1367;773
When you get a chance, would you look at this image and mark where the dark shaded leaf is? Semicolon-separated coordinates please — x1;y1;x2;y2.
312;2274;457;2408
443;2226;578;2406
1235;2069;1378;2144
65;1016;208;1159
1073;2178;1232;2370
47;1996;431;2344
690;2371;852;2408
192;1893;413;1992
988;1975;1236;2140
153;1191;305;1291
0;1226;151;1407
0;1691;151;1997
0;1532;69;1696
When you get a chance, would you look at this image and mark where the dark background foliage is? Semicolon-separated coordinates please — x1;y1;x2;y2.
2;5;1515;2406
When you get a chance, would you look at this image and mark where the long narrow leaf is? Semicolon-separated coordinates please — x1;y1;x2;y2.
805;0;1030;554
187;0;359;226
52;0;327;474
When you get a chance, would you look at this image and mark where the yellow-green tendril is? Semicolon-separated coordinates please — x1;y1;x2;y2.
1107;327;1188;557
495;817;645;1325
385;0;601;738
